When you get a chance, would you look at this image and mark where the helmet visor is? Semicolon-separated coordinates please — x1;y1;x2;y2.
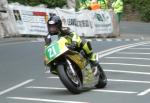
48;24;58;34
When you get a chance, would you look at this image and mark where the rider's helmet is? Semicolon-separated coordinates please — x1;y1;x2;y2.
47;15;62;35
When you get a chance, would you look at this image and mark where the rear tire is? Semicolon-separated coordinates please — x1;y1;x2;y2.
95;64;107;88
57;64;82;94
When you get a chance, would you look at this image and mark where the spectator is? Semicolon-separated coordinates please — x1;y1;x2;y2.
90;0;101;10
112;0;124;22
79;0;91;10
98;0;108;9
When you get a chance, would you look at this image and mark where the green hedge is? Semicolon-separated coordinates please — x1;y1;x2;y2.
8;0;150;22
124;0;150;22
8;0;67;8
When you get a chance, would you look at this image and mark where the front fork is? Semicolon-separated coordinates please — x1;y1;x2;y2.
66;59;82;87
66;59;76;76
45;65;50;73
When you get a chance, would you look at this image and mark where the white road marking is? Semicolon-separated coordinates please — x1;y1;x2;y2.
105;57;150;61
138;88;150;96
92;90;137;94
45;70;50;73
142;45;150;46
85;39;92;42
141;45;150;47
116;39;122;41
98;43;133;55
26;86;137;94
117;52;150;55
101;62;150;67
129;48;150;50
96;39;102;41
0;79;34;96
47;77;150;84
0;41;32;46
98;43;134;55
104;69;150;75
27;86;66;90
36;38;44;42
0;40;43;46
141;37;145;40
133;39;140;41
47;77;59;79
106;39;112;42
98;41;150;58
125;39;130;41
7;97;88;103
108;79;150;84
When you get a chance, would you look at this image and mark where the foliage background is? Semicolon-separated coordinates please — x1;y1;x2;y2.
8;0;150;22
8;0;67;8
124;0;150;22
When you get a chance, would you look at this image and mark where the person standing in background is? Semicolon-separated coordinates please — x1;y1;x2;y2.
112;0;124;22
98;0;109;10
79;0;91;10
90;0;101;10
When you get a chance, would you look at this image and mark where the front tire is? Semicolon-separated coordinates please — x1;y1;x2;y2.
95;64;107;88
57;64;82;94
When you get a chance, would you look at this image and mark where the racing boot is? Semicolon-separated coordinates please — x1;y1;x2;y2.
89;53;99;76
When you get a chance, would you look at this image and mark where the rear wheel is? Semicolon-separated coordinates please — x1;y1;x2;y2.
57;62;82;94
95;64;107;88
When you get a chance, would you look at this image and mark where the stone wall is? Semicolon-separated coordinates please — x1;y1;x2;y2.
67;0;75;8
0;0;18;38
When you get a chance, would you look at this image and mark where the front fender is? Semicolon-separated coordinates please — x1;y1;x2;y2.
44;38;69;65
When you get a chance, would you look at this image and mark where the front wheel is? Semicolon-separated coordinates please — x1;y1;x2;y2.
57;64;82;94
95;64;107;88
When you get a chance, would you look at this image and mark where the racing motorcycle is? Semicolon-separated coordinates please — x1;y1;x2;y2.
44;35;107;94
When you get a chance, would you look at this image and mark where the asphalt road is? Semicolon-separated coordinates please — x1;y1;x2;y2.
0;38;150;103
120;21;150;39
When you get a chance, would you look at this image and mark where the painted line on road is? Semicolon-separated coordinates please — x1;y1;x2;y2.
97;43;136;55
125;39;130;41
104;57;150;61
85;39;92;42
133;39;140;41
0;40;41;46
108;79;150;84
138;88;150;96
27;86;65;90
92;89;137;94
45;70;50;74
116;39;122;41
142;45;150;46
104;69;150;75
0;79;34;96
97;43;133;55
98;41;150;58
47;77;150;84
101;62;150;67
128;48;150;50
36;38;44;42
26;86;137;94
7;97;88;103
0;41;31;46
26;41;150;62
46;67;150;75
99;41;150;56
106;39;113;42
96;39;102;41
91;38;141;42
117;52;150;55
47;76;59;79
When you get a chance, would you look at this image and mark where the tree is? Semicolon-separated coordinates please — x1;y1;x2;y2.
8;0;67;8
124;0;150;22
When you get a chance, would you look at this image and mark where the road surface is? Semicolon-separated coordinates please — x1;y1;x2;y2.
0;38;150;103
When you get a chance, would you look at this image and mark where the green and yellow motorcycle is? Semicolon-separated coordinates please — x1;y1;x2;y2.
44;36;107;94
